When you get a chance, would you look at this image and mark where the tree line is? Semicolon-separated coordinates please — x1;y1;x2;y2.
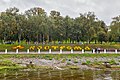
0;7;119;44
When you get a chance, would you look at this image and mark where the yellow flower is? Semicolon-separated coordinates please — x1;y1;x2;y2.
44;46;50;50
12;46;17;49
37;46;42;50
51;46;59;50
30;46;35;50
74;46;82;50
12;45;24;49
66;46;72;50
60;46;65;50
85;46;90;50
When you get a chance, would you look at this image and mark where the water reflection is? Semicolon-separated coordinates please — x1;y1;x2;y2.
93;70;120;80
104;71;112;80
0;69;120;80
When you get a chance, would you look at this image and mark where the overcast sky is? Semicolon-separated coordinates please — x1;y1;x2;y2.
0;0;120;25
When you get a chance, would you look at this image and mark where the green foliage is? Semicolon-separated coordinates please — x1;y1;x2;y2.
0;54;120;59
97;31;108;44
26;64;35;69
74;60;78;63
67;62;71;65
109;16;120;42
0;60;14;66
0;7;109;44
109;59;116;65
82;60;91;65
61;58;66;63
93;61;102;65
86;60;91;65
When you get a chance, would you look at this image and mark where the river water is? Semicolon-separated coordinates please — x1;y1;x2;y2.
0;69;120;80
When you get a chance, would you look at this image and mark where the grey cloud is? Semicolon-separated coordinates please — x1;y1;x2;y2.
0;0;120;25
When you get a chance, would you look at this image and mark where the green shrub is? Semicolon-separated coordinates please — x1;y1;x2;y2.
109;59;116;65
93;61;102;65
82;60;91;65
67;62;71;65
61;58;66;63
86;60;91;65
74;60;78;63
73;59;78;63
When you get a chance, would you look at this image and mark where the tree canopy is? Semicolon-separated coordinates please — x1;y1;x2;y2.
0;7;119;44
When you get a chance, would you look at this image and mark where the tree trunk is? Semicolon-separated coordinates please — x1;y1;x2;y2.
76;34;79;43
18;34;21;44
94;40;97;44
3;36;6;44
89;40;91;44
48;35;50;43
40;34;42;43
42;34;45;44
37;33;39;43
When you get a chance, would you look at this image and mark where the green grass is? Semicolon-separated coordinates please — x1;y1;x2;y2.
0;59;24;71
0;54;120;59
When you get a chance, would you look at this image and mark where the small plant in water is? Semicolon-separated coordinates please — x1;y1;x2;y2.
73;59;78;63
82;60;91;65
61;58;66;63
67;62;71;65
109;59;116;65
86;60;91;65
26;61;35;69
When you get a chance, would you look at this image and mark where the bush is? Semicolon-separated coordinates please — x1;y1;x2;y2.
82;60;91;65
109;59;116;65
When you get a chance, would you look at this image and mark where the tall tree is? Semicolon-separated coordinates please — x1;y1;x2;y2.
109;16;120;42
25;7;47;43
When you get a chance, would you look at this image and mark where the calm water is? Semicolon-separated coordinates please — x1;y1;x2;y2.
0;69;120;80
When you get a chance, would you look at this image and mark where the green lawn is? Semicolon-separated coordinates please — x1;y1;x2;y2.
0;54;120;59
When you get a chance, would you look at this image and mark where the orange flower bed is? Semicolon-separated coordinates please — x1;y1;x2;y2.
12;45;24;50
